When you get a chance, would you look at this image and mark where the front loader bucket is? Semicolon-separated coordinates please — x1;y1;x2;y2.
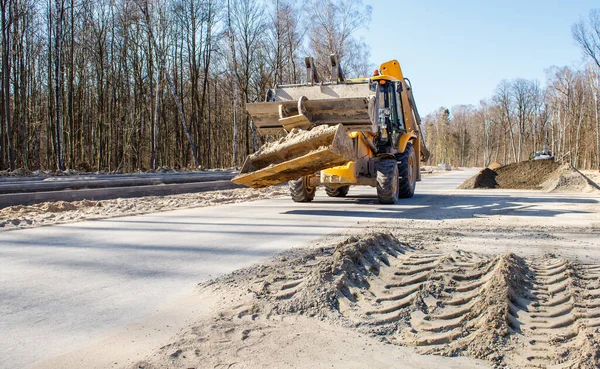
232;124;355;188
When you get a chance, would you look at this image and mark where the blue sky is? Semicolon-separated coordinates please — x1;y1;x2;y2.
358;1;597;116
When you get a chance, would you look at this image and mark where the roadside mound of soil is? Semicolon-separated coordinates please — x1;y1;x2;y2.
457;168;498;189
495;160;562;189
459;160;600;192
541;164;600;192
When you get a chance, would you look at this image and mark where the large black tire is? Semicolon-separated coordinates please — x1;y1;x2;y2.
397;142;417;198
289;176;316;202
325;185;349;197
376;158;399;204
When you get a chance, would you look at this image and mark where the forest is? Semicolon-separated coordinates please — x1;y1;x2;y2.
424;9;600;170
1;1;599;173
0;0;371;172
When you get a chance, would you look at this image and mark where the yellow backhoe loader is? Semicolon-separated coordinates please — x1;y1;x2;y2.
232;56;429;204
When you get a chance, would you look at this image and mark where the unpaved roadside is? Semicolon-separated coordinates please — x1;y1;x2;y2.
0;186;287;231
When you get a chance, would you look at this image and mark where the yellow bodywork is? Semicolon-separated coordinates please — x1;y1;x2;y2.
321;130;376;184
322;162;357;184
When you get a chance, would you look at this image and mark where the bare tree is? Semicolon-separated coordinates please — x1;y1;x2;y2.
478;100;494;166
573;9;600;69
573;9;600;169
53;0;65;170
229;0;265;154
306;0;371;78
1;0;14;170
226;0;239;166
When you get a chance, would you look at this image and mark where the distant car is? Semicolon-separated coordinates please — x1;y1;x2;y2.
533;151;554;161
533;142;554;161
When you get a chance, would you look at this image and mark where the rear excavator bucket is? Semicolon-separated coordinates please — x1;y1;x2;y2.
231;124;356;188
247;87;376;136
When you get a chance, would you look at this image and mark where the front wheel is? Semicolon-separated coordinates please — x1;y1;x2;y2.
397;142;417;198
289;176;316;202
376;159;399;204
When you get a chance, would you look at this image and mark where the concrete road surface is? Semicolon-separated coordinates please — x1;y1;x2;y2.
1;168;599;368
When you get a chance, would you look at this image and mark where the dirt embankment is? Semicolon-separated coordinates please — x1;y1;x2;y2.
496;160;562;189
0;186;287;231
459;161;600;192
134;232;600;369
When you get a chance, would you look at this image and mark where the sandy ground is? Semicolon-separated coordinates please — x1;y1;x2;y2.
34;185;600;369
0;186;287;231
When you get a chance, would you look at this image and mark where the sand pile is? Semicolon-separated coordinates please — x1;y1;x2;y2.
165;232;600;369
460;161;600;192
542;164;600;192
496;160;562;189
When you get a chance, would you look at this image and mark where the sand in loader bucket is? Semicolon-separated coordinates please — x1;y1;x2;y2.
459;160;600;192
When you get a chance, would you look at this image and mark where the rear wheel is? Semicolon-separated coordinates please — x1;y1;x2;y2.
376;159;399;204
289;176;316;202
325;185;349;197
397;143;417;198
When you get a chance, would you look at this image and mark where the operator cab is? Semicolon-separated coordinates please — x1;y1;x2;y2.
370;75;406;153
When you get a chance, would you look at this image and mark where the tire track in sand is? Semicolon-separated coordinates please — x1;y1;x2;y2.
258;234;600;368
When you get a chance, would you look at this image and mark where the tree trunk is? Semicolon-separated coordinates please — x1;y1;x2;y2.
54;0;64;170
1;0;14;171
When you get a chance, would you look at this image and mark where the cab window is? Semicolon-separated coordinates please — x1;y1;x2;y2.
377;81;405;131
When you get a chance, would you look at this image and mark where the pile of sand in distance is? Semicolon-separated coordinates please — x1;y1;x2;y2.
459;160;600;192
